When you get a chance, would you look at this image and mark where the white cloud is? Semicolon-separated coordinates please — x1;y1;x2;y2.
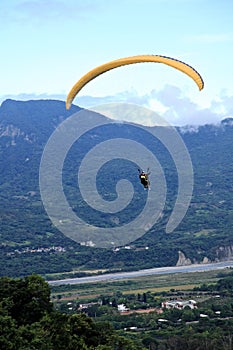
1;85;233;127
0;92;66;104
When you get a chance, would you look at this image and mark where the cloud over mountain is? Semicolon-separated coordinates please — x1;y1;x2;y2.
1;84;232;126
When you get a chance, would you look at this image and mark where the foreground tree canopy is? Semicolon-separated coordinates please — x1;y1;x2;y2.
66;54;204;109
0;275;144;349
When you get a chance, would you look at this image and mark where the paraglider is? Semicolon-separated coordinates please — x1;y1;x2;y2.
138;168;151;190
66;54;204;109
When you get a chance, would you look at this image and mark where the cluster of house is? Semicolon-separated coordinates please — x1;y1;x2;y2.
78;301;102;310
161;299;197;310
6;245;66;256
113;246;149;252
78;299;198;315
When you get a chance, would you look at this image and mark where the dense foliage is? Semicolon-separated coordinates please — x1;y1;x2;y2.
0;275;144;349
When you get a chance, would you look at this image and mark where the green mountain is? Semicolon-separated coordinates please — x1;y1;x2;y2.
1;99;233;278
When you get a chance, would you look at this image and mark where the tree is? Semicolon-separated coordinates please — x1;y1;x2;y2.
112;298;118;308
9;275;52;324
142;293;147;303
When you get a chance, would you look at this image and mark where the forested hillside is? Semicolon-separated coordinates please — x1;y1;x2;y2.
1;99;233;277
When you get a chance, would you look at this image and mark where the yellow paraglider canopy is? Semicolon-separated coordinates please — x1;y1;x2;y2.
66;55;204;110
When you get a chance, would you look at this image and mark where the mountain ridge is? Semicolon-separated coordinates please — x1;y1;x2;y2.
1;99;233;277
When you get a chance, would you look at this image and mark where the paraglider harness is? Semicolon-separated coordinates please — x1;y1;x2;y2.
138;168;150;189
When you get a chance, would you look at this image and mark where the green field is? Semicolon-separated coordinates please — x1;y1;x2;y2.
51;268;232;301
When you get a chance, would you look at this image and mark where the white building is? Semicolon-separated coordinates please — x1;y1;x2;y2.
117;304;129;312
162;299;197;310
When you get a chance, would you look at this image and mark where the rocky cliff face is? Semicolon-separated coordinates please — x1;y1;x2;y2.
0;124;35;145
215;245;233;261
176;246;233;266
176;251;192;266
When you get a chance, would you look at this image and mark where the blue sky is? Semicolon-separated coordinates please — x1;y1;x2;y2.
1;0;233;125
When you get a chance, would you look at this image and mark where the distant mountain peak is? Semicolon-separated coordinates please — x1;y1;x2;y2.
221;117;233;126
